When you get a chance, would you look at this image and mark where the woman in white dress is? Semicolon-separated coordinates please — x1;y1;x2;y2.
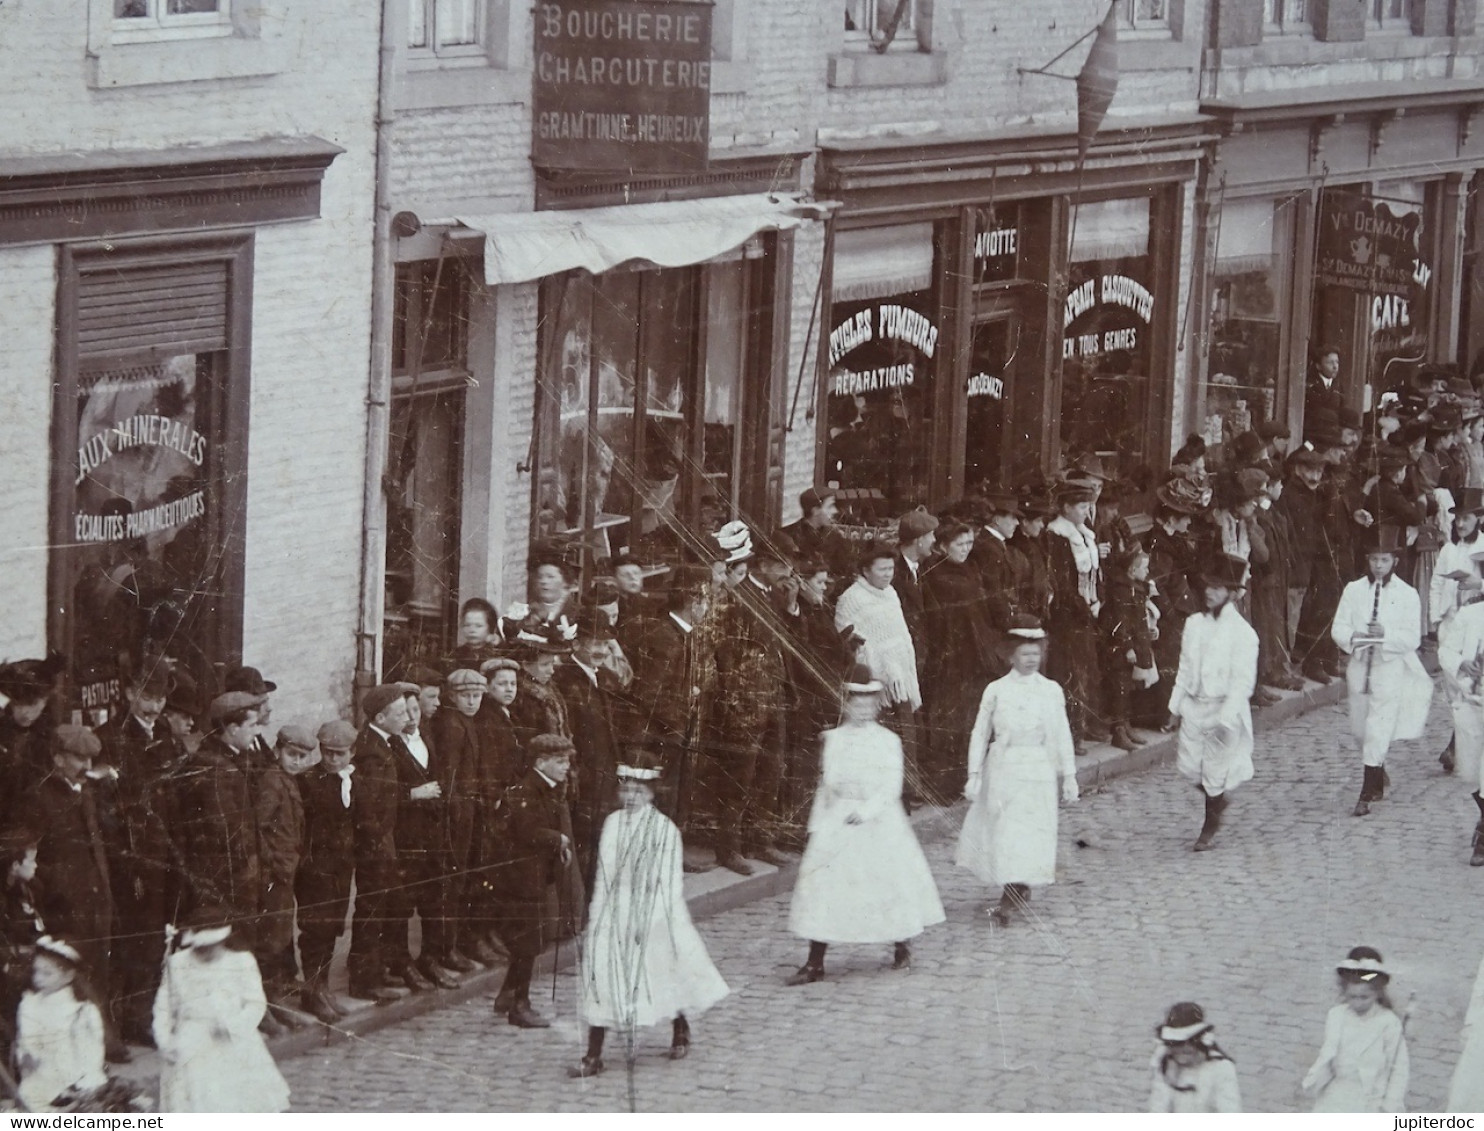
152;914;290;1113
569;755;729;1080
1302;946;1409;1113
955;614;1078;925
13;937;108;1111
1147;1002;1242;1113
785;663;945;984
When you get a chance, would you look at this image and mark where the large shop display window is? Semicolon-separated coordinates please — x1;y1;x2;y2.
1061;196;1156;468
533;258;759;573
53;238;251;722
1206;195;1296;446
824;222;940;518
384;257;468;679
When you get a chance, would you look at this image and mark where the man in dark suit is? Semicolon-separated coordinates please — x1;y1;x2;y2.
469;659;524;964
96;663;182;1044
782;487;853;580
1305;346;1345;440
970;492;1028;633
348;684;413;1001
892;507;937;657
387;685;458;991
492;734;581;1029
553;611;623;888
296;721;362;1019
628;565;711;844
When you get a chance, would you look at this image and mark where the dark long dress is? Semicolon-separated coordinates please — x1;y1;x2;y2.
920;556;998;788
1044;521;1106;742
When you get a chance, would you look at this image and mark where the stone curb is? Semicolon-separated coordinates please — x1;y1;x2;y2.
257;675;1350;1063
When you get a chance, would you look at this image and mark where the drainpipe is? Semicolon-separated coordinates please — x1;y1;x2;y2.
355;0;398;716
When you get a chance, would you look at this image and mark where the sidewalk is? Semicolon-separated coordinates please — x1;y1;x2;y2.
111;673;1349;1091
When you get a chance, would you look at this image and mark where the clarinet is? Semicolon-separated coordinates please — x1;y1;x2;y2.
1472;638;1484;697
1363;578;1382;696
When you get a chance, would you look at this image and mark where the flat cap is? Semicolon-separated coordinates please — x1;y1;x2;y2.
897;506;939;542
362;683;408;721
274;724;318;752
316;720;358;750
445;668;486;691
208;691;265;721
53;724;101;759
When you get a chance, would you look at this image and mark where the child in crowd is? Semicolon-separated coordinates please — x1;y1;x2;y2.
153;912;290;1113
1302;946;1409;1113
1098;548;1160;751
1147;1002;1241;1113
14;936;107;1111
255;725;315;1012
295;721;361;1019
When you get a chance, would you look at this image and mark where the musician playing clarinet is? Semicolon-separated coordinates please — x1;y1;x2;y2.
1331;526;1434;818
1436;589;1484;864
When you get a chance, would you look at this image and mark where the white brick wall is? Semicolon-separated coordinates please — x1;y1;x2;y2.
0;3;380;726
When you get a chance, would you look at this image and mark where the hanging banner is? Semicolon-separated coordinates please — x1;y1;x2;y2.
1315;191;1422;299
532;0;712;174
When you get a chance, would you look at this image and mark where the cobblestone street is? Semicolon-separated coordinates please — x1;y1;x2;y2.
281;694;1484;1112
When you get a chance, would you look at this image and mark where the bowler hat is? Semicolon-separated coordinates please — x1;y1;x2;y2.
1338;407;1364;432
0;654;66;704
129;661;174;698
165;670;202;719
1286;444;1327;468
898;506;939;543
573;608;614;642
224;666;276;696
53;724;101;759
1198;554;1249;591
316;720;358;750
1255;420;1290;442
983;491;1022;518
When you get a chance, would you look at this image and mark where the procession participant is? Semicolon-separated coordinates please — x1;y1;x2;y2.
1301;946;1409;1114
1147;1002;1242;1114
429;669;486;973
1044;482;1108;750
836;542;925;804
385;685;458;992
152;910;290;1114
492;734;583;1030
0;656;65;830
253;724;314;1012
1098;548;1160;751
568;752;728;1080
1139;477;1207;729
1448;945;1484;1112
955;615;1077;926
96;661;182;1045
1168;554;1259;852
784;664;944;986
508;623;573;747
1433;592;1484;864
296;720;363;1018
553;609;623;888
346;685;412;1002
15;936;109;1112
1431;487;1484;772
1331;526;1434;817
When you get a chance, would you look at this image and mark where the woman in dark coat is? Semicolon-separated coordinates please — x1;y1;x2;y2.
1138;481;1207;728
1044;483;1107;749
921;521;998;794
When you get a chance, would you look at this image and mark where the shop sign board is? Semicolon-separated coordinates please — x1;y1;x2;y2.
827;300;940;396
1316;191;1421;299
1061;272;1154;361
973;206;1021;285
532;0;712;174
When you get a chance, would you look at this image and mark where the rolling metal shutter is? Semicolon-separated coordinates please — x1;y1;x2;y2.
76;260;229;362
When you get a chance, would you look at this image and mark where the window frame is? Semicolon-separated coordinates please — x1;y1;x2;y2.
1371;0;1411;31
111;0;234;44
406;0;488;62
1117;0;1172;35
1262;0;1311;34
844;0;924;54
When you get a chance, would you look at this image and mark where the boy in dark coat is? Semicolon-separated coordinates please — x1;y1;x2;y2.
296;721;362;1020
492;734;583;1030
255;725;314;1005
1099;548;1160;751
552;611;623;889
430;668;489;973
348;685;411;1002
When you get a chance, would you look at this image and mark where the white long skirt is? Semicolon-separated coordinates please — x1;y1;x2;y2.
955;743;1059;886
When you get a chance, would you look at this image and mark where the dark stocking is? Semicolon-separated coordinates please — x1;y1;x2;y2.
586;1025;606;1060
806;940;827;969
672;1015;690;1048
1472;791;1484;819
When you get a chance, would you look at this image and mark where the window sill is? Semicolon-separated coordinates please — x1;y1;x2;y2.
1120;36;1198;71
393;63;530;110
827;51;946;89
1216;33;1453;68
711;59;753;95
87;35;284;88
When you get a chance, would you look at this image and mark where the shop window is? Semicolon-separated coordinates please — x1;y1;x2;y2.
112;0;233;41
824;223;940;517
384;259;469;678
408;0;484;57
534;259;765;578
54;237;252;723
1206;197;1295;450
1263;0;1310;32
1061;197;1156;470
1117;0;1170;32
1372;0;1410;29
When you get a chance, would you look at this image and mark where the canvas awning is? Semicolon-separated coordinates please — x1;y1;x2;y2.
457;193;830;286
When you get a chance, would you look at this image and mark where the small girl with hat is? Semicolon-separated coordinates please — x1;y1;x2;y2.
1302;946;1409;1113
1147;1002;1242;1113
14;936;108;1110
152;910;290;1113
569;750;729;1079
784;663;945;984
955;615;1078;926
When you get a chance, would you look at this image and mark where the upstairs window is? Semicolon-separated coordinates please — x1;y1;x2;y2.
844;0;919;51
1372;0;1410;29
1118;0;1170;31
113;0;233;42
1263;0;1310;31
408;0;484;57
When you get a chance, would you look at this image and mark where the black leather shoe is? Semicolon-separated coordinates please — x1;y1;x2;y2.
1302;662;1332;685
669;1041;689;1061
785;964;824;986
469;937;503;967
509;1003;551;1029
493;988;516;1014
258;1011;286;1039
416;958;460;990
892;943;911;970
1352;797;1371;817
1110;725;1139;751
568;1055;605;1077
348;981;404;1006
441;950;479;974
750;845;790;868
1442;740;1458;774
302;988;342;1024
396;963;436;993
715;852;754;876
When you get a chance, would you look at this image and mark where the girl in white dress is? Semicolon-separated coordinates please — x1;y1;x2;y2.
785;663;945;984
1147;1002;1242;1113
568;754;729;1080
955;615;1078;925
14;937;108;1111
152;913;290;1113
1302;946;1409;1113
